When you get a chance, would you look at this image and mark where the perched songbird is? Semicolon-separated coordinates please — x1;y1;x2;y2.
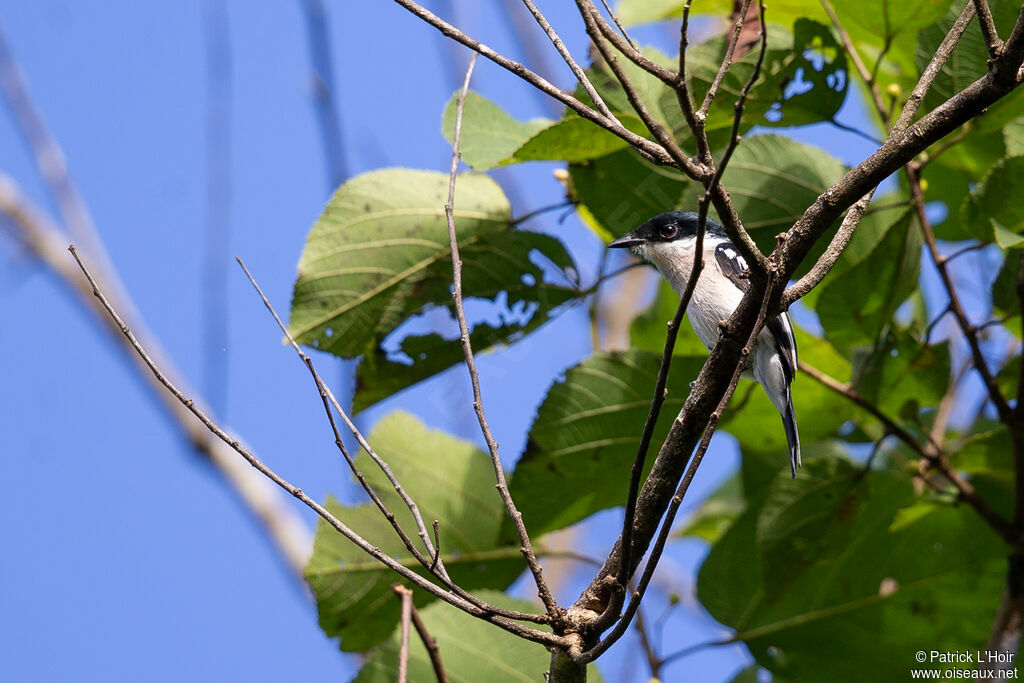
608;210;801;476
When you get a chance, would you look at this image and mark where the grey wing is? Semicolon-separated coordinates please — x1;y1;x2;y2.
714;242;797;384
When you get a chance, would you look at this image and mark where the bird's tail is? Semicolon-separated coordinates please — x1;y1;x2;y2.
783;391;801;478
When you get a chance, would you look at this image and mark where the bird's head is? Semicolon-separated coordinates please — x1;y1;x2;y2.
607;210;725;272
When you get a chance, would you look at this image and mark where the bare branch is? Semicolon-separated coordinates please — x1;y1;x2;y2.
697;0;754;119
445;54;560;619
391;0;675;165
783;191;879;305
783;0;986;306
408;590;450;683
973;0;1004;58
909;164;1013;425
299;0;348;188
65;244;566;647
395;585;413;683
576;0;704;179
676;0;708;162
519;0;620;124
0;175;313;576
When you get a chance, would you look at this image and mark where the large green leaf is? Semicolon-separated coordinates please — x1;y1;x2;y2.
510;114;648;164
441;92;550;170
816;211;922;349
289;169;579;411
509;350;707;536
353;591;591;683
569;147;691;239
852;329;951;421
961;156;1024;248
842;0;953;38
306;413;531;652
699;458;1005;680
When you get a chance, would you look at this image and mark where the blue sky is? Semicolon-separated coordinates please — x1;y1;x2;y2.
0;2;885;681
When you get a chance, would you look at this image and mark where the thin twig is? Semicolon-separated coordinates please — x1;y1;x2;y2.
599;0;638;50
519;0;620;124
633;592;662;679
395;585;413;683
408;592;450;683
236;258;440;574
0;175;312;576
445;53;560;619
576;0;704;178
909;166;1012;425
676;0;708;162
66;244;565;647
236;258;550;625
430;520;441;571
974;0;1004;58
391;0;675;166
697;0;753;119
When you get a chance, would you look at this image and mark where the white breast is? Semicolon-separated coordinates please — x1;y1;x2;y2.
642;237;744;351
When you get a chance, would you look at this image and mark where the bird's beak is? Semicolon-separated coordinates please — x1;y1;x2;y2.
608;233;642;249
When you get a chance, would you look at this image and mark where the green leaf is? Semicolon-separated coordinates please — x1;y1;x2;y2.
569;148;691;238
816;211;922;350
997;356;1020;398
354;591;568;683
289;169;579;411
306;413;530;652
961;156;1024;245
842;0;954;38
852;330;951;421
441;91;551;170
675;473;745;543
699;459;1005;680
954;428;1013;480
992;251;1020;319
1007;118;1024;157
510;114;646;164
509;350;707;536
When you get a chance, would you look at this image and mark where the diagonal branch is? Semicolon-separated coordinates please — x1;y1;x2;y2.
445;54;560;619
66;244;567;648
519;0;620;125
391;0;675;166
974;0;1004;58
576;0;704;178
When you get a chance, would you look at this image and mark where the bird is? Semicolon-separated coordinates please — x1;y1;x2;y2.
608;210;801;477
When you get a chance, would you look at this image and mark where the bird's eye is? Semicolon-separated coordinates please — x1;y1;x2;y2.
659;224;678;239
